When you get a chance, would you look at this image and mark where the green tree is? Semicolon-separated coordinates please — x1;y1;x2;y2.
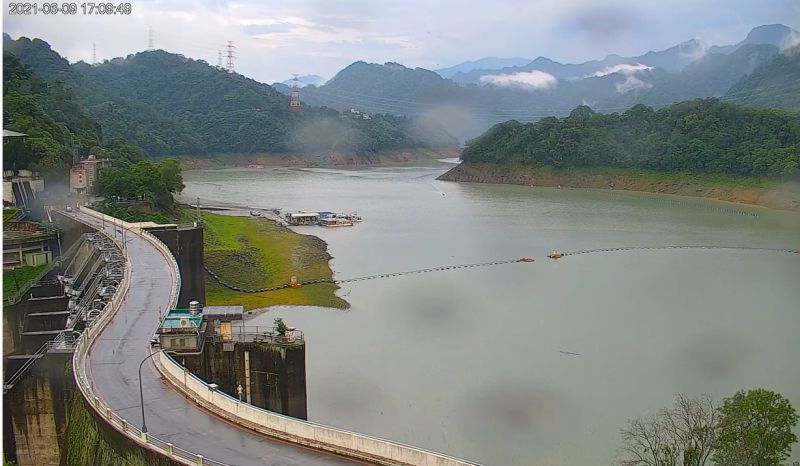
461;98;800;180
6;36;457;158
713;389;798;466
273;318;288;336
97;158;184;215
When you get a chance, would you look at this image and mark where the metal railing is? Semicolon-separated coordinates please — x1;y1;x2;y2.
70;206;227;466
3;334;66;392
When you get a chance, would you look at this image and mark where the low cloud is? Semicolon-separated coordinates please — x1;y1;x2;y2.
781;30;800;52
679;39;710;62
480;70;558;90
590;63;653;77
616;75;652;93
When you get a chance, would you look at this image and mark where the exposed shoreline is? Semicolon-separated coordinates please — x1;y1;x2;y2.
178;148;460;170
185;208;349;311
437;162;800;211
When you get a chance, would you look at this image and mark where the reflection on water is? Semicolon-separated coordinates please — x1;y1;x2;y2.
181;165;800;466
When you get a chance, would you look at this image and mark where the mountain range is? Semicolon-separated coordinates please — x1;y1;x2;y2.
3;34;458;165
279;24;799;142
280;74;326;88
443;24;798;83
434;57;532;79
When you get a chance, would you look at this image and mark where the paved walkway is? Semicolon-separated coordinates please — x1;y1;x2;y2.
75;211;356;465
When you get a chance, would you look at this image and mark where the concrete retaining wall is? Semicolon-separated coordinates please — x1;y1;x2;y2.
145;225;206;308
156;346;480;466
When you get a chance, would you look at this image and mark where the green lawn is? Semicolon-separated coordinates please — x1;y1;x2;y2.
195;210;349;310
3;264;51;302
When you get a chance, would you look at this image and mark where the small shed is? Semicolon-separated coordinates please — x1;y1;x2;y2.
158;308;205;351
204;305;243;342
285;211;319;225
203;305;244;322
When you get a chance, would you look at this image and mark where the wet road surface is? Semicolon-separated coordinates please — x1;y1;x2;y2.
76;212;357;465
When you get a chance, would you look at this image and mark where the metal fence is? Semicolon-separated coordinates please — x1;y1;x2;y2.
71;207;228;466
3;336;67;392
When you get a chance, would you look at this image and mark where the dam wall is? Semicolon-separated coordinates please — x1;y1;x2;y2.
146;224;206;308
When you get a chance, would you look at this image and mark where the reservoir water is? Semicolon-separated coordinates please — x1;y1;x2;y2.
181;163;800;466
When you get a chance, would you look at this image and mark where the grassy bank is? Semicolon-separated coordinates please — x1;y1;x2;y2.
3;263;54;303
192;210;348;310
65;391;178;466
438;162;800;211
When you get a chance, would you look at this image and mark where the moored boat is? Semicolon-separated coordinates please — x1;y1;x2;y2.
319;217;354;227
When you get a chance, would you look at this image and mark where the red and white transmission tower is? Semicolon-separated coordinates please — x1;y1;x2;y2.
289;74;301;112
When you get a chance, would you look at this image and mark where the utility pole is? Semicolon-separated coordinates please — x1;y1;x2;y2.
148;27;154;50
92;43;96;64
196;197;201;223
225;41;235;73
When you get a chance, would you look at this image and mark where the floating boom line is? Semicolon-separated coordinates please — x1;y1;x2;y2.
204;245;798;294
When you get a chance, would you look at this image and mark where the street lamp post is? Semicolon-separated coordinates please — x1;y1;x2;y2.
138;349;163;434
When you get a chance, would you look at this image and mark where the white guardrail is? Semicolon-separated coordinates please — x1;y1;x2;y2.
70;207;224;466
157;353;482;466
73;206;482;466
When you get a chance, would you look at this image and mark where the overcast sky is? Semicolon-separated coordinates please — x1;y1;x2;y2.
4;0;799;84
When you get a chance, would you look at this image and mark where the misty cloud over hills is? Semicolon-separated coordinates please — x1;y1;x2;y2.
283;24;799;142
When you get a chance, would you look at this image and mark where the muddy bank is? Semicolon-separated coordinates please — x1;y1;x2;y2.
180;148;460;170
438;162;800;211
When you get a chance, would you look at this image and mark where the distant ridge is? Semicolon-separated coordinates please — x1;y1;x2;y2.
287;24;797;142
435;57;531;78
3;35;459;159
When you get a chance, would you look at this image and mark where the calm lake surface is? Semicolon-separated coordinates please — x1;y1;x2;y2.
181;164;800;466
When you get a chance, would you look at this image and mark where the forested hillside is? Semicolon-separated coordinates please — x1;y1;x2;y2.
279;25;798;142
2;52;143;173
3;34;457;158
461;99;800;179
725;46;800;111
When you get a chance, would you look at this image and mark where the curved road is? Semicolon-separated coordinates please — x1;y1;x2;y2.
75;211;356;465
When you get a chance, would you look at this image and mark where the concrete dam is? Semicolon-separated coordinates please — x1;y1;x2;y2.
4;206;481;466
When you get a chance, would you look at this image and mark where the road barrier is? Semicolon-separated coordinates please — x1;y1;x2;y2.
157;350;481;466
70;207;228;466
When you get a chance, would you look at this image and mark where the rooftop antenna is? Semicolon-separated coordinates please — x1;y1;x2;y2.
225;41;235;73
148;27;154;50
